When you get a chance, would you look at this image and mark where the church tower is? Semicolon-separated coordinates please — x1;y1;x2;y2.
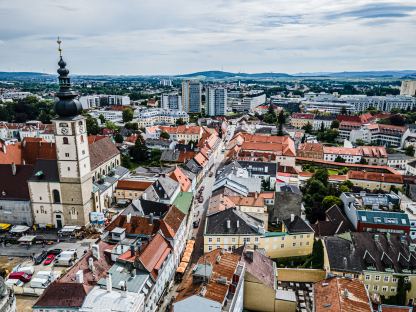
52;39;93;226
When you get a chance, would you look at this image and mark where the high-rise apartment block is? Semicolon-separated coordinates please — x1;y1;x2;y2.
182;80;201;113
206;87;227;116
161;93;182;111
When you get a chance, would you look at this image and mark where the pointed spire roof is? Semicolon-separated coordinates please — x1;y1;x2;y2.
54;38;82;118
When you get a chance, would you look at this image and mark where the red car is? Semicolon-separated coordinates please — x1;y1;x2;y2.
8;272;32;283
44;254;56;265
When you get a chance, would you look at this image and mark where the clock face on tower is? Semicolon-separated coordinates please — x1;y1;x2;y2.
61;127;69;135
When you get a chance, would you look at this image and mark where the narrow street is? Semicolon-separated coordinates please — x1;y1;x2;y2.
158;125;234;312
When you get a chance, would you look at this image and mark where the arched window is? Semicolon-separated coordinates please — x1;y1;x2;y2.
63;137;69;144
52;190;61;203
78;121;83;126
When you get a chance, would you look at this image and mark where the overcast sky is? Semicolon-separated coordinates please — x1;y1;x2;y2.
0;0;415;75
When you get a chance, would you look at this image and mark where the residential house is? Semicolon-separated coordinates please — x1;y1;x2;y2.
204;208;265;253
388;154;413;171
237;160;278;190
314;277;372;312
142;175;180;205
297;143;324;160
347;171;404;191
312;205;354;237
115;180;153;201
290;113;314;129
322;232;416;303
174;249;245;312
340;192;409;234
261;215;314;259
237;246;296;312
323;146;362;163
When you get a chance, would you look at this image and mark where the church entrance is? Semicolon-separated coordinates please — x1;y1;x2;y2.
56;215;63;228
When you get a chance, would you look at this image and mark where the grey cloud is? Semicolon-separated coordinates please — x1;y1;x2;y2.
327;2;416;20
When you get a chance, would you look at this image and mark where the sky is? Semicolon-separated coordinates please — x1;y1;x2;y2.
0;0;415;75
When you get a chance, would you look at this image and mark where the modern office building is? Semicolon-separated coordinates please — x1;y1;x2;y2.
182;80;201;113
161;93;182;111
206;87;227;116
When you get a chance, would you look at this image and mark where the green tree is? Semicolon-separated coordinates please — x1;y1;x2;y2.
160;131;170;140
86;115;100;135
314;168;329;186
176;118;186;125
330;120;339;129
302;122;313;134
125;122;139;131
98;114;106;124
322;195;342;210
334;156;345;163
405;145;415;157
130;135;148;162
122;108;134;123
340;107;347;115
38;110;52;124
105;120;119;131
355;139;366;146
114;133;124;144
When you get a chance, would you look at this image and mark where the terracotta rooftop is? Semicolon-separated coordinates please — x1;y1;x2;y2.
292;113;315;119
0;141;22;165
159;125;202;135
228;194;265;207
298;143;324;153
240;141;296;157
175;249;241;304
137;233;171;279
348;171;403;184
314;277;372;312
323;146;361;156
33;282;92;309
116;180;153;191
59;241;113;285
169;167;192;192
21;138;56;165
359;146;387;158
88;136;120;170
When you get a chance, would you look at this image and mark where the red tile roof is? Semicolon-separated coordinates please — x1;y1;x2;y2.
33;282;92;309
160;125;202;135
292;113;315;119
138;233;171;278
298;143;324;153
348;170;403;184
0;141;22;165
116;180;153;191
169;167;192;192
175;249;241;304
88;136;119;170
21;138;56;165
314;277;372;312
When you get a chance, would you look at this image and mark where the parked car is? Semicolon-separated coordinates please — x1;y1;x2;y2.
44;254;56;265
5;279;24;287
47;248;62;255
30;277;49;289
8;272;32;283
34;250;48;265
33;250;48;264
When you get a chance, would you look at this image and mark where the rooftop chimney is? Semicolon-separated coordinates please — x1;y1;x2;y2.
149;213;154;225
126;213;132;224
11;162;16;176
130;244;135;257
106;273;112;292
92;244;100;260
236;220;240;228
290;214;295;222
142;192;147;200
88;257;95;272
75;270;84;284
226;219;231;229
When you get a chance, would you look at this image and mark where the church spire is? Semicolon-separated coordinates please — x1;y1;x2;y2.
54;37;82;118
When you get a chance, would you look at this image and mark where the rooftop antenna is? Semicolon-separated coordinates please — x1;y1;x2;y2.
57;37;62;57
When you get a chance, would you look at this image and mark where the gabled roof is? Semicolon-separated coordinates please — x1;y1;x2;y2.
0;164;33;200
33;282;92;308
116;180;153;191
88;136;119;170
283;215;314;234
21;138;56;165
137;233;171;278
205;208;263;235
29;159;59;182
169;167;192;192
314;277;372;312
312;205;354;237
0;141;22;165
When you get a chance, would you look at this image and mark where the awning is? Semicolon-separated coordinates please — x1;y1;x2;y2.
10;225;30;233
18;235;36;243
0;223;11;231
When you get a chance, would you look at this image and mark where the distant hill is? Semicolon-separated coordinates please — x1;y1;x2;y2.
295;70;416;78
176;70;292;79
0;72;53;81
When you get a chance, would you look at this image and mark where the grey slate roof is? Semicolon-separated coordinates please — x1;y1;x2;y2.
185;159;202;174
324;232;416;274
312;205;354;237
29;159;59;182
123;198;171;217
237;160;277;178
160;150;180;162
283;215;314;233
93;166;129;193
205;208;264;235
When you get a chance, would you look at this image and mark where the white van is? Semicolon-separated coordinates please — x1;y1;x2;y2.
5;279;23;288
30;277;49;289
54;250;77;267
